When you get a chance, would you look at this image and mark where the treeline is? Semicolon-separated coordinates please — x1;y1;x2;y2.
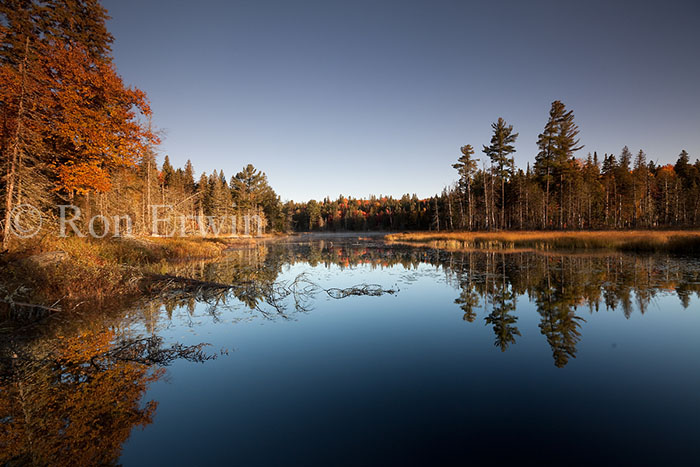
291;101;700;232
442;103;700;230
131;157;283;236
3;1;699;245
285;195;433;232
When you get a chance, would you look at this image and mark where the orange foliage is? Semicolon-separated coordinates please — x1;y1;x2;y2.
658;164;676;176
42;40;159;194
0;329;161;465
54;161;113;193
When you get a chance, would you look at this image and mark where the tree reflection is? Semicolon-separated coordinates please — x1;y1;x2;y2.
2;238;700;464
0;329;215;465
454;254;480;322
455;286;480;323
533;263;585;368
484;259;520;351
150;240;700;367
442;248;696;367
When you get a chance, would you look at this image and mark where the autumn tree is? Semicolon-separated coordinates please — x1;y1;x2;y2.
45;40;158;197
0;330;160;465
0;0;157;245
0;34;51;248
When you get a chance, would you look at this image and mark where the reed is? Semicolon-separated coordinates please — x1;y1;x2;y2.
385;231;700;254
1;236;266;304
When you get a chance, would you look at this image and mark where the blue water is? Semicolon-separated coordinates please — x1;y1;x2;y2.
111;240;700;466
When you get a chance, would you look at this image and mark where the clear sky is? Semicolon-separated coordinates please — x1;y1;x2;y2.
103;0;700;202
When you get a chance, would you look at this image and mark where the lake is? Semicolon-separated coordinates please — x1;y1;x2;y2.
3;236;700;465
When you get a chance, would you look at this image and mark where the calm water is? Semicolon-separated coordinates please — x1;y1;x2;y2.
3;237;700;465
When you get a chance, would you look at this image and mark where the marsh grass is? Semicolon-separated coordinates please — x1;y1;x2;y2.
385;231;700;254
0;236;266;304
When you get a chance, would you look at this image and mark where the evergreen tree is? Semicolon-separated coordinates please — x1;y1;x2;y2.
208;170;232;218
196;173;209;218
534;104;558;226
231;164;280;230
453;144;479;230
633;150;649;226
616;147;634;226
674;150;691;181
482;118;518;229
162;155;175;187
183;160;195;192
534;100;583;228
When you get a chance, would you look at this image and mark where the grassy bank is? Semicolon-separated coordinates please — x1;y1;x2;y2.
385;231;700;254
0;236;270;306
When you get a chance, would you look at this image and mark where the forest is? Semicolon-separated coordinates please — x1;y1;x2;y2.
288;112;700;233
2;0;700;250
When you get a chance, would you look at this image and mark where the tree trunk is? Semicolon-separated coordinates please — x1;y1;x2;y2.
447;193;454;230
467;181;472;230
545;167;550;228
2;39;30;249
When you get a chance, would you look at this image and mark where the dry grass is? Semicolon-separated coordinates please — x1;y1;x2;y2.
1;235;271;304
385;230;700;254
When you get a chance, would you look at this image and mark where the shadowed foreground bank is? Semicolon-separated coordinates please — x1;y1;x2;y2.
0;236;278;310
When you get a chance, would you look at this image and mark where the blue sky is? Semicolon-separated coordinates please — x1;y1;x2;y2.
104;0;700;201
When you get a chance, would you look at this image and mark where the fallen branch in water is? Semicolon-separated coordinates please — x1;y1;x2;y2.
0;283;63;321
1;334;226;385
11;302;62;313
143;272;398;317
105;335;223;366
325;284;398;299
144;273;245;291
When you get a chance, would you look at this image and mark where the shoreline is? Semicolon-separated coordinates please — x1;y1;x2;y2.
385;230;700;253
0;235;281;313
4;230;700;314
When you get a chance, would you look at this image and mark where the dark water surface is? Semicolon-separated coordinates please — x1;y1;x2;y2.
3;237;700;465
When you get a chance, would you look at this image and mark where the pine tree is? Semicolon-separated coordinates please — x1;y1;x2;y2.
582;153;602;227
534;100;582;229
482;117;518;230
162;155;175;187
231;164;280;230
208;170;232;220
453;144;479;230
674;150;691;180
183;160;195;192
196;173;209;221
616;147;634;226
534;104;558;227
633;150;648;226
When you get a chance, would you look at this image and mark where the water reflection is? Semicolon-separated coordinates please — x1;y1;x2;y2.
0;318;217;464
0;329;159;464
155;240;700;368
484;265;520;352
3;238;700;464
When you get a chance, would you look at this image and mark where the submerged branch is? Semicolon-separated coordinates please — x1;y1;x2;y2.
325;284;397;299
144;272;398;317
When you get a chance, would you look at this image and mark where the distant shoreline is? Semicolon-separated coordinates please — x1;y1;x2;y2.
386;230;700;254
